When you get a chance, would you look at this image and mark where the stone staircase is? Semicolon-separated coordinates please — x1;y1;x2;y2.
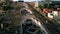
46;22;59;34
23;24;42;34
26;3;60;34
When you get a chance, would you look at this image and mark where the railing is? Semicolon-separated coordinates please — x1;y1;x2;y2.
26;3;51;34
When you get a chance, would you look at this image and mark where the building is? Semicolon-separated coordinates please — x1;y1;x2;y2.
47;10;60;21
24;2;39;7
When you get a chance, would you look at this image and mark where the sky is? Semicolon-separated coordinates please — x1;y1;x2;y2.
13;0;60;2
13;0;43;2
13;0;19;1
24;0;44;2
24;0;60;2
24;0;37;2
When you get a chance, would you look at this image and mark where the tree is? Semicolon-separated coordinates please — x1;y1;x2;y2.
1;1;12;11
